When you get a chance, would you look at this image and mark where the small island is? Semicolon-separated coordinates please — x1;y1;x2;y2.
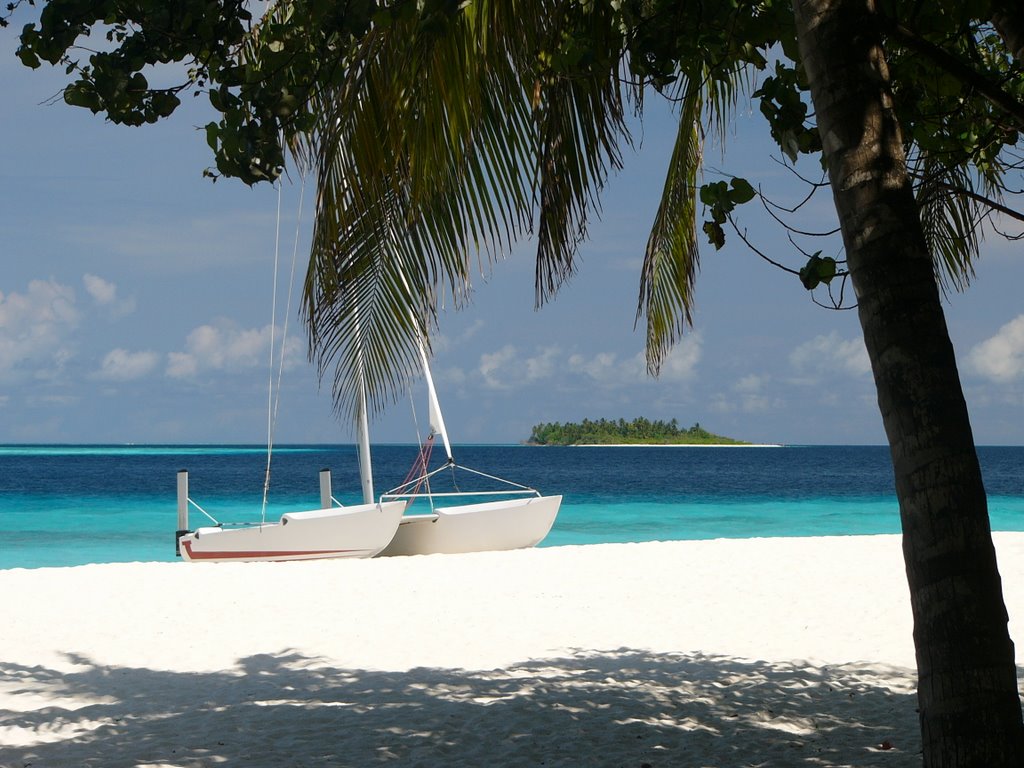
527;418;750;446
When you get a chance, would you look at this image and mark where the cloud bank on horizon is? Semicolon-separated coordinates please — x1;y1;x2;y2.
2;265;1022;445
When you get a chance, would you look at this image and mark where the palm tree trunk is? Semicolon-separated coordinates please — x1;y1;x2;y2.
791;0;1024;764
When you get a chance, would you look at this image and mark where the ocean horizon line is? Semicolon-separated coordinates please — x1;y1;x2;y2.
3;441;1024;449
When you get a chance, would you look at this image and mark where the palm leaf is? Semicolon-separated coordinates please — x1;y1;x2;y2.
913;152;984;293
637;56;750;375
529;2;632;303
637;82;702;375
292;0;635;421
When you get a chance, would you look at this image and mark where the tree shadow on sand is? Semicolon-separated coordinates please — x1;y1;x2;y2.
1;650;929;767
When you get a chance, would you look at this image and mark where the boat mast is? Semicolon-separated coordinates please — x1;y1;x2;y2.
356;380;374;504
354;305;375;505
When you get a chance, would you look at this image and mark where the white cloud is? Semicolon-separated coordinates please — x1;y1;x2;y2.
482;344;629;389
568;335;701;388
475;336;700;393
166;320;303;379
166;351;198;379
434;319;485;355
735;374;764;393
94;348;160;381
479;344;518;389
711;374;775;413
657;333;702;382
967;315;1024;383
525;346;560;382
83;273;136;315
0;279;79;380
790;332;870;377
567;351;626;383
83;274;117;304
460;319;485;341
478;345;561;389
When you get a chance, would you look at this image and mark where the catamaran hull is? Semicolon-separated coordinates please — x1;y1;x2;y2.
178;501;406;563
378;495;561;557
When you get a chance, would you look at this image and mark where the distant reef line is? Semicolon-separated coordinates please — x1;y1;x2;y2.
526;418;757;446
564;443;784;448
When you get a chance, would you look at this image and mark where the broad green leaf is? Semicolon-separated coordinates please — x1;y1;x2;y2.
729;177;756;204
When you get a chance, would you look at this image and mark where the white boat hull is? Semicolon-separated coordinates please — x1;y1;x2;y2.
378;495;561;557
178;501;406;563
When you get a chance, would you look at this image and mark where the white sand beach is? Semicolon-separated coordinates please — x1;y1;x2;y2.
2;534;1022;767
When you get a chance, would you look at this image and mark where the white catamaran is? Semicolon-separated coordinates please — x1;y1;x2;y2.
175;481;406;563
375;341;562;557
175;385;407;563
174;341;561;561
174;183;406;563
175;185;559;561
174;334;560;562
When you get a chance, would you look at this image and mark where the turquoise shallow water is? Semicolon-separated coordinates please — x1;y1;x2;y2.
1;444;1022;569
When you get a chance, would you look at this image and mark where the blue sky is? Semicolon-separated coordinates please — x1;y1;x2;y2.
2;24;1023;446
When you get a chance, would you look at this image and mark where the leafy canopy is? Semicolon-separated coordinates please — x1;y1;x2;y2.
9;0;1024;417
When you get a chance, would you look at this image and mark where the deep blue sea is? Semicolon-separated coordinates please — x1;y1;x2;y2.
1;444;1022;570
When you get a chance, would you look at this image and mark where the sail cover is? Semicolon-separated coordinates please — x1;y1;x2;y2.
418;340;453;461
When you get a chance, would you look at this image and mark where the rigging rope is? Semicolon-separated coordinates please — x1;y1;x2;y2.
261;178;306;522
400;434;435;498
406;385;436;510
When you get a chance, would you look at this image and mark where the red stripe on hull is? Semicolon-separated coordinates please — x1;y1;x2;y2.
180;540;371;561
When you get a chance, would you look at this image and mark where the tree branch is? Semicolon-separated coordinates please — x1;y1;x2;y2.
728;217;800;275
878;15;1024;131
917;177;1024;225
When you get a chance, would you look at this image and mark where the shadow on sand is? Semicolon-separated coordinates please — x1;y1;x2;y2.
1;649;924;767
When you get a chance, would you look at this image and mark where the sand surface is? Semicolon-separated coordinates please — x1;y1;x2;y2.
2;534;1022;767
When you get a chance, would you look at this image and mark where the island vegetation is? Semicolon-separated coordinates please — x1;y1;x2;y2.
527;418;748;446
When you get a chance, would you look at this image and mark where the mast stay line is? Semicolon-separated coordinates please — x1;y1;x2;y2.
262;179;305;523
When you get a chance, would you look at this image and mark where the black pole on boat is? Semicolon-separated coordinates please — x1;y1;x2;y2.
320;468;332;509
176;469;190;556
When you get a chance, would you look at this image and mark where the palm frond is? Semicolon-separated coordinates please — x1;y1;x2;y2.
913;152;984;293
291;0;637;422
637;82;703;375
530;2;633;303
